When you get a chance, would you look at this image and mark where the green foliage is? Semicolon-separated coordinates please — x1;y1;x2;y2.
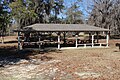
9;0;64;28
0;1;11;33
49;15;63;23
53;0;64;21
9;0;37;28
35;0;64;23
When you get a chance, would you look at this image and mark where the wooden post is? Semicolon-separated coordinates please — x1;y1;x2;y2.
1;36;4;44
0;32;1;43
92;34;94;47
84;44;86;48
106;32;109;47
96;32;99;43
63;32;66;45
39;36;41;50
18;32;21;50
0;32;4;44
58;33;60;49
100;43;102;47
76;35;78;48
49;32;52;42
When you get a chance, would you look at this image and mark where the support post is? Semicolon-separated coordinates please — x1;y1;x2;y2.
76;35;78;48
63;32;66;45
18;32;22;50
106;32;109;47
50;32;52;42
39;35;41;50
84;44;86;48
96;32;99;43
1;36;4;44
100;43;102;47
0;32;4;44
0;33;1;43
92;34;94;47
58;34;60;49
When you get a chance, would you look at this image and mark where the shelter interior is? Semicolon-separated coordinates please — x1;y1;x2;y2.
18;31;109;50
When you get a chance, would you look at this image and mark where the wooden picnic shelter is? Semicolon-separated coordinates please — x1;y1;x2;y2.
14;24;109;50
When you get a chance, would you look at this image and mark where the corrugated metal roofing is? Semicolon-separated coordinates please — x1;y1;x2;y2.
15;24;109;32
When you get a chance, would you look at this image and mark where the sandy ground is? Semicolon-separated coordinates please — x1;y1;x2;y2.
0;36;120;80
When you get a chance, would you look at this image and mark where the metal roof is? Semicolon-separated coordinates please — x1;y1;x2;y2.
14;24;109;32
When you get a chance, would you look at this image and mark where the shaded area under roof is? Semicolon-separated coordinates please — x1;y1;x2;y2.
14;24;109;32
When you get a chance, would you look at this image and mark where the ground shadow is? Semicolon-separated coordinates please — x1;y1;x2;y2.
0;46;33;67
38;49;62;54
113;50;120;52
0;46;58;67
4;41;18;44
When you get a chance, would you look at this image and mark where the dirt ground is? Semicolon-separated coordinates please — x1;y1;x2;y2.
0;36;120;80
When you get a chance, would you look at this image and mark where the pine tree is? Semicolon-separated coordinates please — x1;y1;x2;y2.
65;1;83;24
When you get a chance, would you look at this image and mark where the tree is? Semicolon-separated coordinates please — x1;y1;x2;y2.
0;0;11;34
111;0;120;35
49;15;64;23
9;0;37;29
65;1;83;24
0;0;11;43
35;0;64;23
52;0;64;23
9;0;64;27
88;0;120;35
